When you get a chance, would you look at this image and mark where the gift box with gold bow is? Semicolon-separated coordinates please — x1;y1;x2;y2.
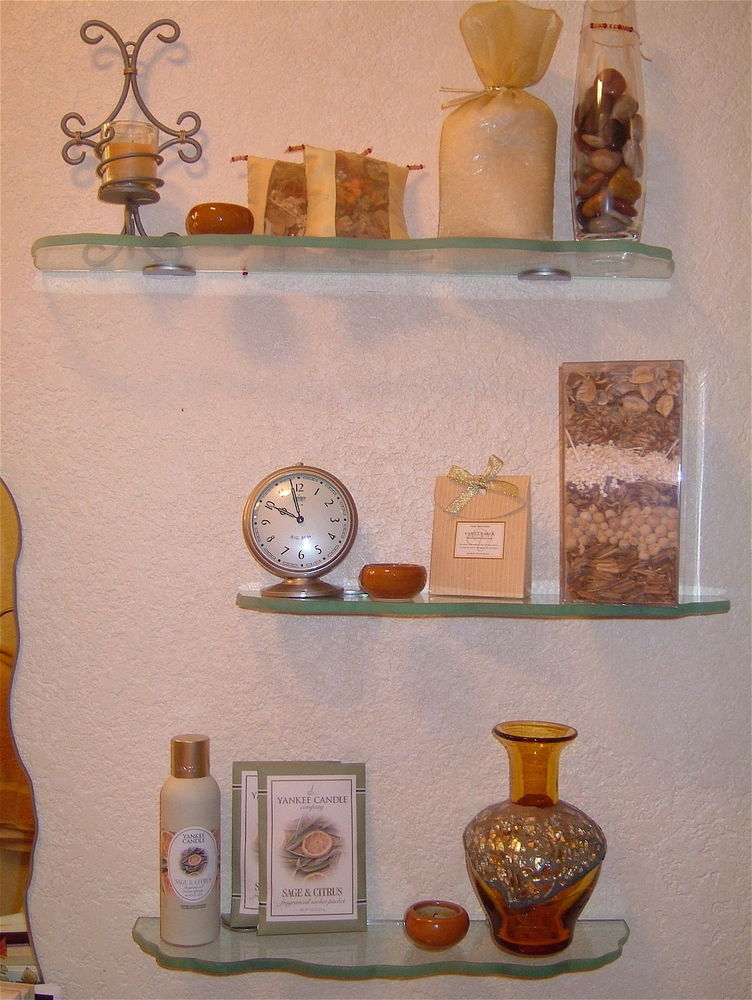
429;456;531;599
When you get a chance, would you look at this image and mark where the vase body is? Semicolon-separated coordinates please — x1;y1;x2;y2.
571;1;645;240
463;721;606;955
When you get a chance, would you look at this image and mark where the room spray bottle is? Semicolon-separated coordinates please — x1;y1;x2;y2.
159;733;220;945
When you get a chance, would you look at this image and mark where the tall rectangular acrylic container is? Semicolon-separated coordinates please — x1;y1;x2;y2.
560;360;683;605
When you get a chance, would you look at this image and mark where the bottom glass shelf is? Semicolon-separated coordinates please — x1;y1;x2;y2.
236;588;730;619
133;917;629;980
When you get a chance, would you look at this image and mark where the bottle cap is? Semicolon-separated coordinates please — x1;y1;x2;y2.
171;733;210;778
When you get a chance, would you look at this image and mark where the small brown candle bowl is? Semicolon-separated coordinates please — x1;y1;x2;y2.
186;202;254;235
404;900;470;949
358;563;427;601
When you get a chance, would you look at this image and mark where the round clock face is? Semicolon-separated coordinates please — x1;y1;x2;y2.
242;465;357;580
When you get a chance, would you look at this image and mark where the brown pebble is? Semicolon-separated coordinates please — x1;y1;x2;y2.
629;114;645;142
575;172;608;199
609;208;637;226
612;196;639;217
587;214;627;234
582;189;614;218
613;93;639;120
575;88;596;127
596;68;627;97
580;107;611;137
589;148;622;173
574;130;596;154
608;165;642;203
603;118;628;151
623;138;644;177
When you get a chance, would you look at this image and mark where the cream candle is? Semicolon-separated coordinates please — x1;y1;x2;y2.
100;120;158;187
415;905;460;919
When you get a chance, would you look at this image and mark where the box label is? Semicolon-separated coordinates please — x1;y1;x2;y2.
266;775;358;924
454;520;506;559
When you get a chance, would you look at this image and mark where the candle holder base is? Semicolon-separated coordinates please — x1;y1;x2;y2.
97;179;164;236
98;179;163;206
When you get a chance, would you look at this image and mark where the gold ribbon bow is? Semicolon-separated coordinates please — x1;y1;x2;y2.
446;455;519;513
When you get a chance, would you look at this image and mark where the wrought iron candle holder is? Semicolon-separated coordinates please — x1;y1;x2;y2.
61;19;202;237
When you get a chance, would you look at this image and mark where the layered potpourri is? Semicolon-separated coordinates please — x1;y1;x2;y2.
561;361;682;605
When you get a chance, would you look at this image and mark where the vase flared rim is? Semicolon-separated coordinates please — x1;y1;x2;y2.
494;721;577;743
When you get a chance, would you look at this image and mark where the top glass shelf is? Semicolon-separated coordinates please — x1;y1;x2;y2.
236;588;730;619
31;234;674;279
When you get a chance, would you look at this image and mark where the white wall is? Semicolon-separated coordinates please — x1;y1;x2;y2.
1;2;750;998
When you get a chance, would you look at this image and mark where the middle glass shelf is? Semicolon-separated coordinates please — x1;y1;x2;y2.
236;588;730;619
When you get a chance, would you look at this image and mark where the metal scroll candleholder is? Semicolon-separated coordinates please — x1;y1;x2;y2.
60;19;202;239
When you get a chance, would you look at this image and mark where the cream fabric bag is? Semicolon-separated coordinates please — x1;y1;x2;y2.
439;0;562;240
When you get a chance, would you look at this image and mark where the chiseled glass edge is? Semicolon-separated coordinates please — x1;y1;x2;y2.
132;917;629;980
32;233;673;258
236;589;730;619
31;234;674;278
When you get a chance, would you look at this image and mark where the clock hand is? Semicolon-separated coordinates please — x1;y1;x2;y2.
289;480;303;519
264;500;300;520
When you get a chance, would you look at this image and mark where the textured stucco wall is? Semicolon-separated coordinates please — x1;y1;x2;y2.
1;2;750;998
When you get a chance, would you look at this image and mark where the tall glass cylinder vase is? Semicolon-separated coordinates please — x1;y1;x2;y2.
571;1;645;239
463;722;606;955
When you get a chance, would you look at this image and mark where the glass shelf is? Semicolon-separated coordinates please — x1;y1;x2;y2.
31;234;673;279
236;588;729;619
132;917;629;980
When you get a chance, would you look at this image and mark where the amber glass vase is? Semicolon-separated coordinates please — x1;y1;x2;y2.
463;721;606;955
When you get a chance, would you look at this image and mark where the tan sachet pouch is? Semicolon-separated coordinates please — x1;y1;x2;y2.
304;147;411;239
439;0;562;239
244;155;307;236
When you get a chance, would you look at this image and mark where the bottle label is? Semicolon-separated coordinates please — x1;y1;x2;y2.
161;827;219;903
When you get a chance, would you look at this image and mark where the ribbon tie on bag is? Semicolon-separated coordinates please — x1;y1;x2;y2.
446;455;519;513
440;85;508;110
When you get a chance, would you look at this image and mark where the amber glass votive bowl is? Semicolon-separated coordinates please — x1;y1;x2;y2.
404;900;470;949
359;563;427;601
186;202;254;235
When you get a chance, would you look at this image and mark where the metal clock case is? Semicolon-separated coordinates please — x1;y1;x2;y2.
242;465;358;599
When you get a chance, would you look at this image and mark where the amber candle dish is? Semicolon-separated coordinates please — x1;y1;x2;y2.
186;203;254;235
404;900;470;949
358;564;427;601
